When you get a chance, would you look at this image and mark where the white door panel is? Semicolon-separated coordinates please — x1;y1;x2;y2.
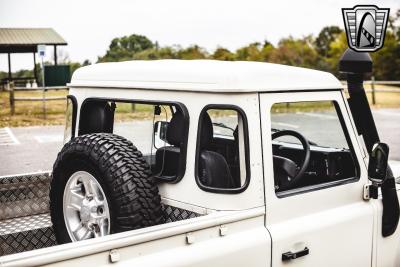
372;189;400;267
269;201;373;266
259;91;374;267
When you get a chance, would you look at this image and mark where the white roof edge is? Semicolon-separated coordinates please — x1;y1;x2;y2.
69;60;343;93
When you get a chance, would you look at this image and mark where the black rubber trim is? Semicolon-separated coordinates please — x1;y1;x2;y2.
67;95;77;139
333;100;361;179
79;97;189;184
195;104;251;194
272;100;360;198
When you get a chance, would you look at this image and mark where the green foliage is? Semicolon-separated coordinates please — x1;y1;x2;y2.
315;26;343;57
325;32;348;76
269;36;319;69
98;34;154;62
372;32;400;80
176;45;208;59
212;47;235;61
235;42;263;61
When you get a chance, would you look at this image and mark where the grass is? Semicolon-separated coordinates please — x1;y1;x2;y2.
1;84;400;128
0;89;68;127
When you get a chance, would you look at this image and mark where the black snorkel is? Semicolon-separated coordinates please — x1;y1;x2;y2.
339;48;399;237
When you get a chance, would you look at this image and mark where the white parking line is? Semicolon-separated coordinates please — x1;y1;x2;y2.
296;112;336;119
0;127;20;145
373;110;400;117
272;122;299;129
34;135;63;143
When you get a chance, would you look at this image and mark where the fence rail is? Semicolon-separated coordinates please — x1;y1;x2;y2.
342;78;400;105
2;79;400;119
5;81;68;119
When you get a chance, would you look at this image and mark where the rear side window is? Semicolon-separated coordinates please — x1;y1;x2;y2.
79;99;189;183
196;105;250;193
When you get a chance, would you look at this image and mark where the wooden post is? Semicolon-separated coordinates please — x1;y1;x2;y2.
33;52;38;83
54;45;57;65
42;87;47;119
371;76;376;105
9;81;15;115
7;53;12;81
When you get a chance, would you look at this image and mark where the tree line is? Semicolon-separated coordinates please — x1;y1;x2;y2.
2;9;399;82
97;10;400;80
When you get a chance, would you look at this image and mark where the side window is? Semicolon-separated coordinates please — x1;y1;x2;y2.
79;100;188;182
196;106;249;193
63;95;77;143
270;101;359;194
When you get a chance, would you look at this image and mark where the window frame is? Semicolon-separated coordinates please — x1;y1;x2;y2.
66;95;78;141
270;100;361;198
195;104;251;194
79;97;189;183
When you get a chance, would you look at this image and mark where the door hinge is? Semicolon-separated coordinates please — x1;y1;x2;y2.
363;183;379;200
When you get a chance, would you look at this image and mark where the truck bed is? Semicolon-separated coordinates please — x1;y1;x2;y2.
0;172;202;256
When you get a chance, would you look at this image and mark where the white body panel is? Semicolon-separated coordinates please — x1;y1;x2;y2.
371;188;400;267
70;60;342;92
70;87;265;212
0;209;270;267
260;91;374;266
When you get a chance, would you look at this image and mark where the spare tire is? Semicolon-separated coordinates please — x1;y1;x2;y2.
50;133;164;244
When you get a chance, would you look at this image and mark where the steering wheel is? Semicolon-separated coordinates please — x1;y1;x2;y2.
272;130;311;191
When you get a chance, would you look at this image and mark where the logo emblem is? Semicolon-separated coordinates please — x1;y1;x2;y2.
342;5;390;52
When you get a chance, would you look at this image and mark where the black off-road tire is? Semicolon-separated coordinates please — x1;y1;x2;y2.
50;133;164;244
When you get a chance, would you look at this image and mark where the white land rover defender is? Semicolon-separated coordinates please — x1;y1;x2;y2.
1;49;399;267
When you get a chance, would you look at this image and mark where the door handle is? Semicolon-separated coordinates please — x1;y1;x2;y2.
282;247;309;261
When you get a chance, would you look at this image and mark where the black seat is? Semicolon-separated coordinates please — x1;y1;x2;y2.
198;113;235;188
155;111;185;178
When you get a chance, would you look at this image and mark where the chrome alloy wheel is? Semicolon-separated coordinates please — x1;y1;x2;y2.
63;171;110;241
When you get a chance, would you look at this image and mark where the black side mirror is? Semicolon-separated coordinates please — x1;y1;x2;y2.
368;142;389;184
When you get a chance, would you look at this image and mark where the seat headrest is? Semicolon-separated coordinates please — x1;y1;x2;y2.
166;111;185;147
200;113;213;149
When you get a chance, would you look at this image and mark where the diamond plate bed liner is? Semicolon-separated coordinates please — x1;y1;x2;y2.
0;172;51;220
0;172;202;256
0;214;56;256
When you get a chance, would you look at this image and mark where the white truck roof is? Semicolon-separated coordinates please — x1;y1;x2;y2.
70;59;343;93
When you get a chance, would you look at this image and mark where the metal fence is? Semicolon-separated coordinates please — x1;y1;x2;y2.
4;81;67;119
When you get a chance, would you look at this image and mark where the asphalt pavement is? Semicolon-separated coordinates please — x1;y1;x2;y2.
0;108;400;176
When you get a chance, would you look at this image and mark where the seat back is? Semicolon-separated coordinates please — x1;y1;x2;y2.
155;111;184;177
198;113;235;188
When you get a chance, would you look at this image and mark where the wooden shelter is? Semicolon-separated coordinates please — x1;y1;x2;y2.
0;28;67;83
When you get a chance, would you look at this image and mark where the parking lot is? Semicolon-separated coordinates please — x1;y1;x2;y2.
0;108;400;176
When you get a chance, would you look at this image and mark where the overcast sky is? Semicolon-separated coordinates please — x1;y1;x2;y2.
1;0;399;71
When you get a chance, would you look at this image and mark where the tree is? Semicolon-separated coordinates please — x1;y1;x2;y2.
235;42;263;61
98;34;154;62
70;59;91;76
211;47;235;61
133;46;178;60
176;45;208;59
315;26;343;57
269;36;319;68
371;32;400;80
325;32;348;75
